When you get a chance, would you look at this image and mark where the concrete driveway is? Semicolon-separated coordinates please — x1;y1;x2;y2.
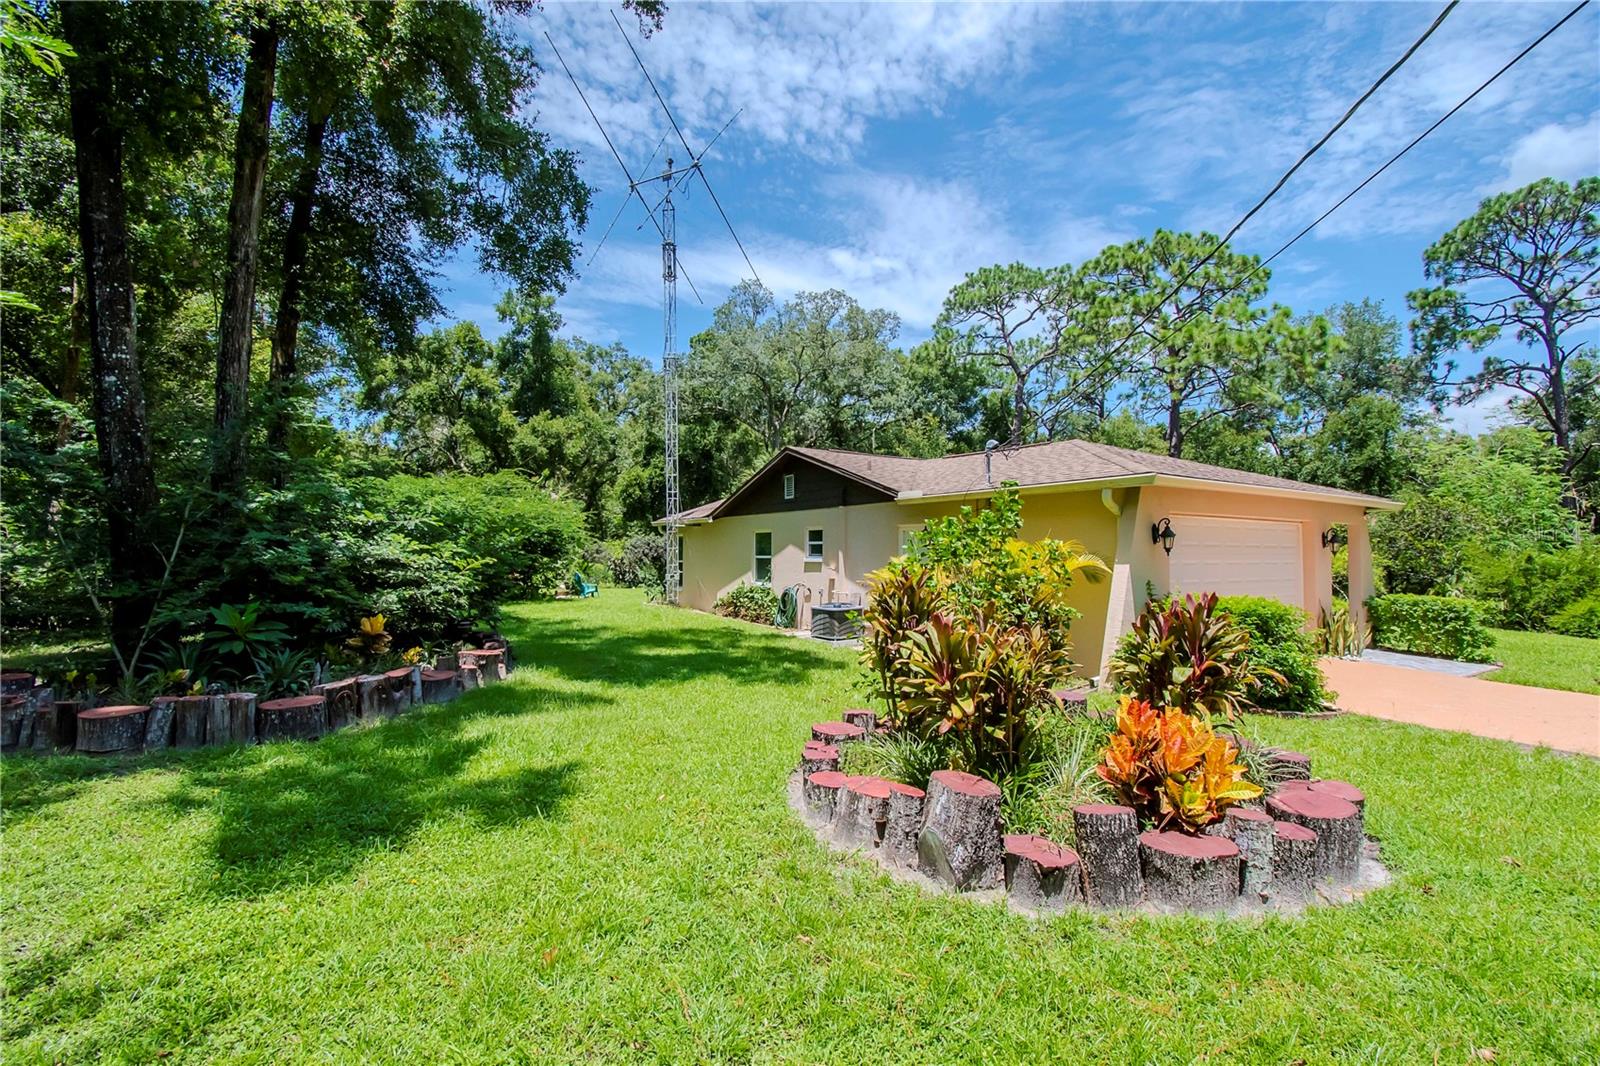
1320;657;1600;757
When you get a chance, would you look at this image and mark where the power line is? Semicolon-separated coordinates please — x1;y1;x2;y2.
1025;0;1581;442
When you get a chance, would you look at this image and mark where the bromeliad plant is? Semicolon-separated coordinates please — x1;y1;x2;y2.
1097;696;1262;832
1106;592;1271;718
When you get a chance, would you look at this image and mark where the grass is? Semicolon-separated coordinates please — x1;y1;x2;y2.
4;591;1598;1063
1484;626;1600;694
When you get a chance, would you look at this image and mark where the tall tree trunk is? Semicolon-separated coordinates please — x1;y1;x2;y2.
266;107;329;487
1166;393;1184;457
1011;372;1026;444
61;4;161;658
57;274;84;447
211;24;279;497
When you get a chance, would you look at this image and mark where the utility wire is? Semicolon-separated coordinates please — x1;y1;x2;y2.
1019;0;1472;443
1048;0;1591;434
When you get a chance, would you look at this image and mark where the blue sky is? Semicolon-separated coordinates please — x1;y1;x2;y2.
442;1;1599;433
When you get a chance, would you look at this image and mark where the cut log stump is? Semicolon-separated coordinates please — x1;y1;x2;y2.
204;694;230;745
37;700;82;751
0;671;36;697
1052;687;1091;713
835;775;893;849
1271;821;1318;901
1269;749;1312;781
316;679;359;729
1214;806;1275;900
434;652;460;673
799;742;839;776
841;708;877;733
1140;831;1242;912
917;770;1003;891
227;693;257;745
1073;804;1143;908
810;721;865;747
1;695;28;749
1004;834;1083;912
257;695;327;742
419;669;462;704
143;697;177;750
174;695;209;749
76;704;149;754
803;769;847;821
460;663;484;691
882;782;926;869
382;668;416;714
357;675;396;719
1267;789;1362;883
1309;779;1366;810
461;648;505;682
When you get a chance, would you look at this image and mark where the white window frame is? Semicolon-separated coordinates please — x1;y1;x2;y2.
753;530;773;585
897;523;924;555
676;535;684;589
805;528;824;561
782;473;795;500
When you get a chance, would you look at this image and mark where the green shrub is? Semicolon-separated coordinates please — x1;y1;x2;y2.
612;533;665;588
1551;596;1600;639
840;731;951;791
1465;541;1600;632
1216;595;1332;714
714;583;778;625
1367;594;1494;662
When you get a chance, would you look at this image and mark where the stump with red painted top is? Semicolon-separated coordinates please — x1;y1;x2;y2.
35;699;80;751
803;769;847;821
810;721;864;747
1268;749;1312;781
1073;804;1143;908
1140;830;1242;911
1004;834;1083;912
76;704;149;754
799;742;839;776
383;668;416;714
1270;820;1318;900
0;671;35;697
460;662;484;691
316;678;359;728
419;669;461;704
0;695;29;749
1268;788;1361;882
882;781;926;869
835;775;893;849
841;708;877;734
1212;806;1276;900
257;695;327;742
143;697;177;750
357;674;395;719
918;770;1004;891
174;695;209;749
461;648;505;682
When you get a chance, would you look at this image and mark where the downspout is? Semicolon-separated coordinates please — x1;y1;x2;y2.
1100;488;1121;516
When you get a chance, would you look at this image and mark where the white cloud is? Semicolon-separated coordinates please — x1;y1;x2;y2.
1443;384;1520;437
1490;113;1600;192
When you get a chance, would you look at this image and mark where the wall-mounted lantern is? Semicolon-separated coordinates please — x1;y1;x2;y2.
1151;517;1176;556
1321;526;1346;551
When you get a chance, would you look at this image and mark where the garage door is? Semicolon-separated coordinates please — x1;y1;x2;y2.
1168;515;1304;607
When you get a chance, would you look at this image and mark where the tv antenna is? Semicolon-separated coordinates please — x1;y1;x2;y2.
545;14;761;604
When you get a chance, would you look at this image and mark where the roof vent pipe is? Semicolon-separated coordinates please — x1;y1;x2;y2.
984;439;999;486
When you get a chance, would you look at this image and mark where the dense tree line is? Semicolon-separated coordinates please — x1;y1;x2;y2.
2;0;1594;661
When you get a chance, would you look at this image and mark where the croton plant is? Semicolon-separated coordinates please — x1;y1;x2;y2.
1097;696;1263;833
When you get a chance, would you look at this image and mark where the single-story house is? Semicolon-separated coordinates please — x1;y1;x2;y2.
655;440;1401;679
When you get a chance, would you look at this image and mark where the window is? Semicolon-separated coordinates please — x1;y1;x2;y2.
782;473;795;500
806;528;824;560
898;524;923;554
676;536;684;589
754;531;773;584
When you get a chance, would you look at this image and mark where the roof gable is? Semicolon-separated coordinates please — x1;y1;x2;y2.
712;450;896;519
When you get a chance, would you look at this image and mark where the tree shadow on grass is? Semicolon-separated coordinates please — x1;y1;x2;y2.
519;617;850;688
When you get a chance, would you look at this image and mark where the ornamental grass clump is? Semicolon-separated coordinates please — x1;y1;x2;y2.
1096;696;1262;833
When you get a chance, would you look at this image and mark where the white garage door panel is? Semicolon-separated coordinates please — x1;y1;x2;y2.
1169;515;1303;607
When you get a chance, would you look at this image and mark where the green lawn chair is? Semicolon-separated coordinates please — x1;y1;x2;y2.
571;571;598;598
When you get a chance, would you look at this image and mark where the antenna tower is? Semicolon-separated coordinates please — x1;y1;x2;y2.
546;16;760;604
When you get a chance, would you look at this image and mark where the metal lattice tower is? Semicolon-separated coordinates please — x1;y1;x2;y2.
661;162;681;601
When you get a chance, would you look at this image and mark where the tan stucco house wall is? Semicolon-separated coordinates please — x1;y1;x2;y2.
664;443;1394;680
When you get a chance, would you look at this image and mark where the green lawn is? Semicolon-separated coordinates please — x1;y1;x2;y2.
1485;626;1600;695
4;592;1598;1063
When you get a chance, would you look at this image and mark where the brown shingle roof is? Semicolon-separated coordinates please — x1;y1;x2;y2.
659;439;1397;523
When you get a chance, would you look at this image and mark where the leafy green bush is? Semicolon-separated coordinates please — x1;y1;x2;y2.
1216;595;1332;714
714;583;778;625
1551;596;1600;639
1367;594;1494;662
840;731;951;791
1106;593;1264;718
612;533;665;588
1465;541;1600;632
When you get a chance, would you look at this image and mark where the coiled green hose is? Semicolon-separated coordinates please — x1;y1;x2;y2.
775;584;803;629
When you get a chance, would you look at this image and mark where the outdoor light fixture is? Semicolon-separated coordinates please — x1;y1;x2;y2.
1321;527;1346;550
1151;517;1176;556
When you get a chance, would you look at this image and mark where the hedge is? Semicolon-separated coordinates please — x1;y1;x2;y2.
1216;595;1332;714
1367;594;1495;663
